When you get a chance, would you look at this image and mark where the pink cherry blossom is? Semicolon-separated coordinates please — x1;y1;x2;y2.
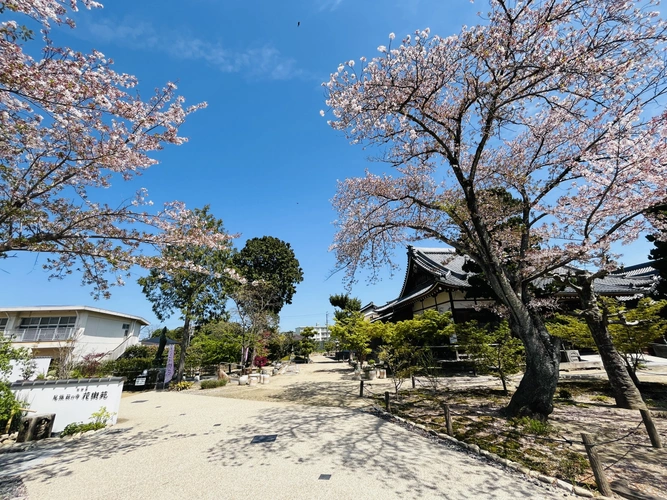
324;0;667;417
0;0;236;298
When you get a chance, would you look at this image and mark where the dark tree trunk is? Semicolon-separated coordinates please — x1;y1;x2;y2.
476;261;561;418
177;316;191;383
506;311;561;418
577;278;646;410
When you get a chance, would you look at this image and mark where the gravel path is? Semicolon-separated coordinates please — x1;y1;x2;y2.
2;357;571;499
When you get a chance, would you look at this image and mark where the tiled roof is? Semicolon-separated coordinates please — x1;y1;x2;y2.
368;246;660;315
374;282;440;314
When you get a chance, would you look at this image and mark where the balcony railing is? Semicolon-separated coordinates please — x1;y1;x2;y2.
3;327;76;343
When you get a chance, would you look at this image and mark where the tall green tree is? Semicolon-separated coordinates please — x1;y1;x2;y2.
329;293;362;322
228;280;280;371
232;236;303;314
154;327;168;367
138;207;234;383
295;327;317;361
191;320;244;365
330;312;380;367
267;332;297;362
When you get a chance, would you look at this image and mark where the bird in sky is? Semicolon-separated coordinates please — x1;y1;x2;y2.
297;21;300;27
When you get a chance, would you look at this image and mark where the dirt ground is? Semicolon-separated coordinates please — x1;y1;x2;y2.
187;355;667;498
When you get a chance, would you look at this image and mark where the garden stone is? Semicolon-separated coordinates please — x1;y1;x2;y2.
537;474;554;485
555;480;573;493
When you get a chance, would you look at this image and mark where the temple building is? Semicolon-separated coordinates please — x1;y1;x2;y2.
361;246;660;324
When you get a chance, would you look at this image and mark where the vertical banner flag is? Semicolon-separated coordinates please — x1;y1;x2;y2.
164;345;175;384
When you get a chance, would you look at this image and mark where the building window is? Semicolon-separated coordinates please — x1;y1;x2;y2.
0;318;7;333
122;323;130;337
18;317;76;329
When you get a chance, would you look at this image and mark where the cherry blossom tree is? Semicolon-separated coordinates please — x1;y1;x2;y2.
138;207;235;383
0;0;230;298
324;0;667;417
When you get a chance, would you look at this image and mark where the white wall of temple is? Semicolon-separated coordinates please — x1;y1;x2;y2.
412;290;494;316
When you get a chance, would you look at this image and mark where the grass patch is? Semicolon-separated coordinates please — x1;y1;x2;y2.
509;416;554;436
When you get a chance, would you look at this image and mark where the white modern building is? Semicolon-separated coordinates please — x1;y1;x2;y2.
295;325;331;349
1;306;149;363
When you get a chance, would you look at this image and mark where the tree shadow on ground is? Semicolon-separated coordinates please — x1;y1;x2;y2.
312;365;354;375
0;424;221;486
204;406;559;500
267;381;369;408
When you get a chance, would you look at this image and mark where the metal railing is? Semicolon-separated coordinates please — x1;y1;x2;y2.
3;327;76;342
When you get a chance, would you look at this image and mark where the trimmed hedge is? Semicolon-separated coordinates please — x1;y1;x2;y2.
200;379;228;390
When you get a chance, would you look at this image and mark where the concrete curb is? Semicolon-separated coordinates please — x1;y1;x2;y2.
369;405;609;499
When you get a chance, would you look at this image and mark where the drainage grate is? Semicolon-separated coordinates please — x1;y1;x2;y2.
318;474;332;480
251;434;277;444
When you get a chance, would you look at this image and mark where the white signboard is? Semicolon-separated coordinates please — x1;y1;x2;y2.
11;378;124;433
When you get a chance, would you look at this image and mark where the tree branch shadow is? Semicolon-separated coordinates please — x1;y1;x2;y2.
204;406;559;500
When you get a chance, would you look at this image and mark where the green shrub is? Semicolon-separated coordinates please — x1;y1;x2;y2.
171;381;193;391
106;357;153;377
200;379;228;390
75;353;108;378
120;345;158;359
91;406;115;425
60;406;114;437
0;382;21;431
60;421;106;437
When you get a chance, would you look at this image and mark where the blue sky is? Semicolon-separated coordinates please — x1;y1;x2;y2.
0;0;657;334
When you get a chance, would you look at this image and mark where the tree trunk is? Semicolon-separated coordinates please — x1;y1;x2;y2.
506;312;561;418
477;262;561;418
624;357;642;388
249;344;257;373
577;278;646;410
177;316;191;383
498;346;508;395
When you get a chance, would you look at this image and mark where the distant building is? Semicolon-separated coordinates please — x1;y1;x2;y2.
1;306;149;364
295;325;331;350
